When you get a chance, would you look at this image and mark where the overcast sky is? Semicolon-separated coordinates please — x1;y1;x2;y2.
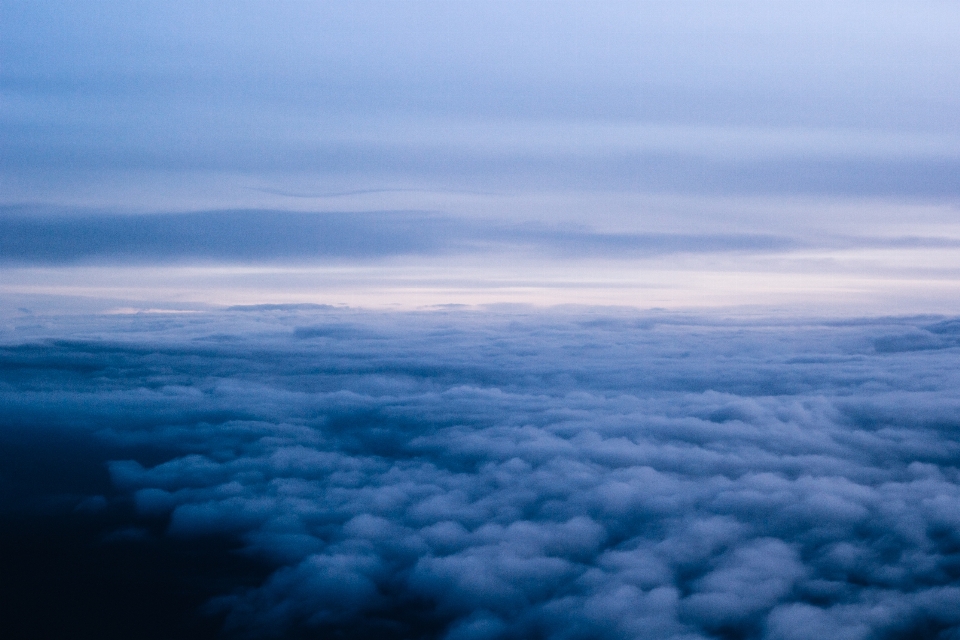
2;1;960;311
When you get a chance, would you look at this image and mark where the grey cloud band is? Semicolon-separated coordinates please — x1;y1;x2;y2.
0;207;795;265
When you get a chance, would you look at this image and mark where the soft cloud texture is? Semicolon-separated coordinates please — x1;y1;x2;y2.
4;307;960;638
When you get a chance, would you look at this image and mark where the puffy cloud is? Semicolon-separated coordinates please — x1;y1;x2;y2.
3;307;960;638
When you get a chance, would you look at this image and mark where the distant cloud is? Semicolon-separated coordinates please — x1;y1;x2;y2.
7;206;960;272
0;207;802;265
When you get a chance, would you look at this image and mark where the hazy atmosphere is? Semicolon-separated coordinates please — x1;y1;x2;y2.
3;2;960;639
3;0;960;311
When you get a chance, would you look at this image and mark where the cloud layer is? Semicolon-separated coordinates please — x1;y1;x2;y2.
3;308;960;638
0;206;801;265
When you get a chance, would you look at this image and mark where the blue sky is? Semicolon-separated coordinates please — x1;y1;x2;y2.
2;1;960;310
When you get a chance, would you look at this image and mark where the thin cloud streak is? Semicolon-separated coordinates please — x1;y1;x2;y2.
0;207;798;266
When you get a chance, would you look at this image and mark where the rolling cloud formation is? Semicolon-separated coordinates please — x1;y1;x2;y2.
4;308;960;638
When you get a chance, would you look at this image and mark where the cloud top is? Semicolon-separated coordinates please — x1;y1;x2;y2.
4;308;960;638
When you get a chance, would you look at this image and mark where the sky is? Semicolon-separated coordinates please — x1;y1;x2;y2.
5;4;960;640
2;0;960;312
